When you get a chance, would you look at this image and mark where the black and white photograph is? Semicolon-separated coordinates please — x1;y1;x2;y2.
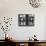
0;0;46;46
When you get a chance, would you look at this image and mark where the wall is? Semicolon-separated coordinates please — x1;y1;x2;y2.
0;0;46;40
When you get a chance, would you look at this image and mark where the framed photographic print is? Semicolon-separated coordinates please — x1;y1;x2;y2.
18;14;35;26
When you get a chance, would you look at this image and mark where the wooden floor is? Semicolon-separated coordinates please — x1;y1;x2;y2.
0;42;16;46
0;40;16;46
0;39;46;46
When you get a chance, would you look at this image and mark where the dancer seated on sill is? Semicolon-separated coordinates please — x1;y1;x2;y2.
32;35;39;41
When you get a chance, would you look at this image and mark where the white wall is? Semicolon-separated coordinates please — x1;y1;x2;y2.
0;0;46;40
